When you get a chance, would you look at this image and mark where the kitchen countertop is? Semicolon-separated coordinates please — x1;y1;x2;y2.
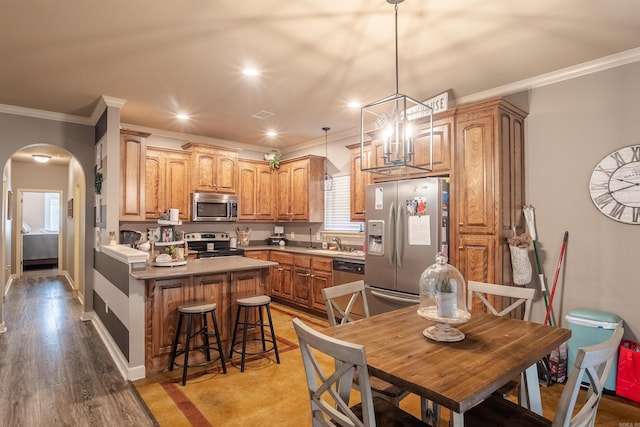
242;245;365;261
130;256;277;280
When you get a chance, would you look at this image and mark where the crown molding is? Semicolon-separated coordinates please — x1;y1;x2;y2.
457;47;640;105
0;103;92;126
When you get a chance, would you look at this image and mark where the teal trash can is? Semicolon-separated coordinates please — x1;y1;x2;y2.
565;309;623;392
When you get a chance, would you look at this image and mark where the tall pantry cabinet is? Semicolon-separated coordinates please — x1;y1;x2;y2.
452;98;526;288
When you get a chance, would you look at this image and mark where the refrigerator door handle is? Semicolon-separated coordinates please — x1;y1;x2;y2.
369;289;419;304
387;202;396;267
396;201;404;268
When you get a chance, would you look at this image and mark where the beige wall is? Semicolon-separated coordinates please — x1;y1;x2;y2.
525;61;640;340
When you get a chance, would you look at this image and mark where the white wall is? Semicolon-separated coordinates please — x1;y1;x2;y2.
526;61;640;340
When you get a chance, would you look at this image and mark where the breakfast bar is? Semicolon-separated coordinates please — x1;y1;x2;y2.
131;256;277;375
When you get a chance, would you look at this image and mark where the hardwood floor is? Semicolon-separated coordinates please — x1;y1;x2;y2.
0;272;156;426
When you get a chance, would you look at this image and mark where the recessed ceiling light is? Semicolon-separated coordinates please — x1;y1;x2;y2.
176;113;190;120
243;68;260;77
266;131;278;137
32;155;51;163
348;101;361;108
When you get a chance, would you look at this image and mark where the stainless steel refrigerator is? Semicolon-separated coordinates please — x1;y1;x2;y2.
364;178;449;315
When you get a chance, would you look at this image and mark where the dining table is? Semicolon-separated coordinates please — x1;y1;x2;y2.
319;304;571;426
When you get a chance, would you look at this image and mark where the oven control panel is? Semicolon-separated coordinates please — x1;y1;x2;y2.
184;232;230;242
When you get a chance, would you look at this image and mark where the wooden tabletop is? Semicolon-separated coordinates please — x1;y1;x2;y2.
320;304;571;414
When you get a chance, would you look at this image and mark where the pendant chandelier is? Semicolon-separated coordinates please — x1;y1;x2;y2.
321;127;333;191
360;0;433;175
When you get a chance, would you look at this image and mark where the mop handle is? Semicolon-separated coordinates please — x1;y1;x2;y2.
544;231;569;325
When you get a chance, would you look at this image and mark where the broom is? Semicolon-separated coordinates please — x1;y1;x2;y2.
523;204;552;326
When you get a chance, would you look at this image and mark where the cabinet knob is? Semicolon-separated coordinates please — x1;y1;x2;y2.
458;222;464;226
459;246;464;250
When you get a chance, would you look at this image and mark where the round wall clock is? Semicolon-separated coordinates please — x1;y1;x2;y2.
589;145;640;224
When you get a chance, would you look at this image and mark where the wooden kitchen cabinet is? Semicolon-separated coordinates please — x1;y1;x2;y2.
269;252;294;300
182;142;239;194
310;256;333;311
237;159;276;221
347;142;373;222
145;147;190;221
120;130;149;221
292;255;312;306
452;98;526;286
275;155;324;222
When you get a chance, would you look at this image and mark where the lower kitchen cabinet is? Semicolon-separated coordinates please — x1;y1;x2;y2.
310;256;332;311
292;255;312;306
269;252;294;300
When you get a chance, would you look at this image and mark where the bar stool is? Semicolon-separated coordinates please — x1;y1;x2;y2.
229;295;280;372
169;301;226;385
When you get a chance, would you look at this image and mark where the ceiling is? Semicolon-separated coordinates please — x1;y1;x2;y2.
1;0;639;152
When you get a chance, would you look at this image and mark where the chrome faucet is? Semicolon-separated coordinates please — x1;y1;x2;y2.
332;237;345;252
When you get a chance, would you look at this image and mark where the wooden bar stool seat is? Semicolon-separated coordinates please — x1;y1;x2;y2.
168;301;226;385
229;295;280;372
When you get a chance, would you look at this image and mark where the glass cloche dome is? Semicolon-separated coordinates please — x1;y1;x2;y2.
417;253;470;341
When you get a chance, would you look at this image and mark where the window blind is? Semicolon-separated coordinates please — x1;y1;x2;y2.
324;175;363;231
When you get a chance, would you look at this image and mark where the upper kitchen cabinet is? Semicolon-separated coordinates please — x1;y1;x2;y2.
145;147;190;221
275;155;324;222
368;111;454;182
120;130;149;221
452;98;526;286
237;159;276;221
182;143;239;194
347;142;373;222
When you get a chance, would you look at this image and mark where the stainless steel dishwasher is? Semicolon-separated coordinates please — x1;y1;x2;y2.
331;258;366;318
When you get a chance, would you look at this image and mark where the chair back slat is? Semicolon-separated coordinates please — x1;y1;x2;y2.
467;280;536;320
322;280;369;326
553;325;624;427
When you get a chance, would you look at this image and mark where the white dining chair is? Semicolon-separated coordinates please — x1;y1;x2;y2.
322;281;438;425
292;317;432;427
467;280;537;405
464;325;624;427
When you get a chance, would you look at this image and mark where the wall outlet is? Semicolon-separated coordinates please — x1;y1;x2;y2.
290;232;295;239
316;232;321;241
322;242;328;249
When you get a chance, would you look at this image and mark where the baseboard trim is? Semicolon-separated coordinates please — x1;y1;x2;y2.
87;310;146;381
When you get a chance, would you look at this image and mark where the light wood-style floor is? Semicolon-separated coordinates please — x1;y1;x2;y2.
0;271;156;426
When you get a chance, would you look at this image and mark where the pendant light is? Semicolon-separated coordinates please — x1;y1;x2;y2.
321;127;333;191
360;0;433;175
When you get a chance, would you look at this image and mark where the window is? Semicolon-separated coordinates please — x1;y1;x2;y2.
324;175;364;231
44;193;60;232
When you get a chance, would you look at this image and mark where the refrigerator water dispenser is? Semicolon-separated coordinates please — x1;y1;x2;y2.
367;220;384;256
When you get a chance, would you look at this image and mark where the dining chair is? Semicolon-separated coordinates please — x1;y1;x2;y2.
322;281;438;424
467;280;537;405
292;317;432;427
464;324;624;427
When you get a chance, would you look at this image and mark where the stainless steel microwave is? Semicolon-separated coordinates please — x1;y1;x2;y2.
192;193;238;222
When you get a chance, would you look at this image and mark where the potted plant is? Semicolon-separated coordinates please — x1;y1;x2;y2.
435;277;457;318
266;152;281;170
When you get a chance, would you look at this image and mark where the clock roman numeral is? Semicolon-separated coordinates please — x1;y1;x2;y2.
631;146;640;162
610;202;625;219
594;165;613;177
610;151;626;168
590;181;609;191
594;192;614;209
633;207;640;223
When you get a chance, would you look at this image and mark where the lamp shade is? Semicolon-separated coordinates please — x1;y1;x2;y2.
32;155;51;163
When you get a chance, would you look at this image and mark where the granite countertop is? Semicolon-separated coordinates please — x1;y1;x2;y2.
130;256;277;280
243;245;365;261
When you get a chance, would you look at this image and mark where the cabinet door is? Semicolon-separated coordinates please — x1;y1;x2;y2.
192;150;217;192
275;166;292;221
149;277;190;363
456;115;496;234
413;116;452;173
290;160;310;221
310;269;332;311
456;234;496;293
293;267;311;305
192;274;229;343
215;153;237;194
256;164;275;220
350;145;371;221
238;162;258;220
165;153;190;221
145;151;163;219
120;131;147;221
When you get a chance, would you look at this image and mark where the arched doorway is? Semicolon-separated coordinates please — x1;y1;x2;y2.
3;144;86;299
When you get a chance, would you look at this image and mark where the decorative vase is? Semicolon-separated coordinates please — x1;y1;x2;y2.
436;292;457;318
509;245;532;285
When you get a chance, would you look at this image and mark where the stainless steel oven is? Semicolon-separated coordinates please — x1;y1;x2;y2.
191;192;238;222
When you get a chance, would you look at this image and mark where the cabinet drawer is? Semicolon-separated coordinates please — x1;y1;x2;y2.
270;252;293;265
245;250;269;261
311;256;332;272
294;255;311;268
